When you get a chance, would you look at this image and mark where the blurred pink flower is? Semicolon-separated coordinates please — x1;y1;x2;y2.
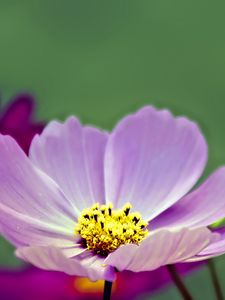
0;93;44;153
0;263;203;300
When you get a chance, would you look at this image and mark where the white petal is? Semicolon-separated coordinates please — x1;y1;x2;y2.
16;246;116;281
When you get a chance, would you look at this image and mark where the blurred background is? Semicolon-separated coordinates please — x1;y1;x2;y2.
0;0;225;299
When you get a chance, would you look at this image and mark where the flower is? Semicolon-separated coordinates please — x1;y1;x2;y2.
0;106;224;282
0;263;203;300
0;100;205;297
0;93;44;154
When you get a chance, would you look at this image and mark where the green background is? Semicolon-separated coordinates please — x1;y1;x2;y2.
0;0;225;299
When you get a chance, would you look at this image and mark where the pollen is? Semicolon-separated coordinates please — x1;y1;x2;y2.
75;202;148;256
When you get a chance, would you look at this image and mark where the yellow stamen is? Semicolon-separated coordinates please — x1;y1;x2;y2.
75;202;148;256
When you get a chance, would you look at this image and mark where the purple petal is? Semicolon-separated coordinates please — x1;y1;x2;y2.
16;246;116;281
152;167;225;229
0;135;76;247
0;93;34;129
184;228;225;261
105;227;213;272
104;106;207;220
30;117;108;214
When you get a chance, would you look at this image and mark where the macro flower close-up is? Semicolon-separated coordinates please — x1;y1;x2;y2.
1;1;225;299
0;105;225;296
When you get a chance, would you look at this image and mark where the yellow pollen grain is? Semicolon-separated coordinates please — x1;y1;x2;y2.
75;202;148;255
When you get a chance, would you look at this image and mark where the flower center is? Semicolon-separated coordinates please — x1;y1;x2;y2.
75;202;148;257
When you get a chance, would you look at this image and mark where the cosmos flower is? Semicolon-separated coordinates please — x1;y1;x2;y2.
0;263;203;300
0;99;205;298
0;106;224;282
0;93;44;154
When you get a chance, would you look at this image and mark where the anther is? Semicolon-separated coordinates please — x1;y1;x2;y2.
84;214;90;219
124;207;130;216
94;214;98;222
133;216;140;224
